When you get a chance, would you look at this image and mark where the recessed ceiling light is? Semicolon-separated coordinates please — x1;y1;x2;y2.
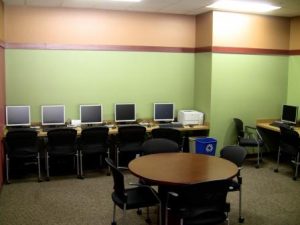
207;0;281;13
111;0;142;2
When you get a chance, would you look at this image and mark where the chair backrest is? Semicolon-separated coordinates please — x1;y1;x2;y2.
168;179;230;213
80;126;109;145
142;138;179;155
233;118;244;138
118;125;146;143
105;158;126;201
279;126;300;153
220;145;247;167
47;128;77;149
151;128;182;145
5;129;38;154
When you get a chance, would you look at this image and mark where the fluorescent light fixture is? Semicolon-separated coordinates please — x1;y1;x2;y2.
111;0;142;2
207;0;281;13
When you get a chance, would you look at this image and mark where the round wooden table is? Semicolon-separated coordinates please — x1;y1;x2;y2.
129;152;238;186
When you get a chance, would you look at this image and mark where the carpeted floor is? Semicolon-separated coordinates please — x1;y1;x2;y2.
0;155;300;225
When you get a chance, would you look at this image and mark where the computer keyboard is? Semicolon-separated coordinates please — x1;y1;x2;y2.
117;124;140;128
159;123;183;128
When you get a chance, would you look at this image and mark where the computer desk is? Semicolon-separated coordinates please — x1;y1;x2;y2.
256;119;300;152
3;123;210;137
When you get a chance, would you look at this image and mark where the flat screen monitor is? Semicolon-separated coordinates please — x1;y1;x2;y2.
154;103;174;122
41;105;65;126
115;103;136;123
6;105;31;127
281;104;298;125
80;104;103;125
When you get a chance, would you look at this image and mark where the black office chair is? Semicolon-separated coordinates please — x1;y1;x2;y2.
151;128;184;150
220;145;247;223
105;158;161;225
45;128;79;180
4;129;41;183
78;127;110;178
142;138;180;155
116;125;146;169
165;179;231;225
233;118;264;168
274;126;300;180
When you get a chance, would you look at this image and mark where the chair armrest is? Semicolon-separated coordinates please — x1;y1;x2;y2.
129;182;161;202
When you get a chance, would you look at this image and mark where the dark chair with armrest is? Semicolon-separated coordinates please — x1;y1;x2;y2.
165;179;231;225
274;126;300;180
78;126;110;178
233;118;264;168
151;128;184;150
220;145;247;223
45;128;79;180
105;158;161;225
4;129;41;183
116;125;146;169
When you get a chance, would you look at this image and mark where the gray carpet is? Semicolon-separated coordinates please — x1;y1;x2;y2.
0;156;300;225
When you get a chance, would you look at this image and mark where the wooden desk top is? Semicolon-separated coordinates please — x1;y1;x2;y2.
256;120;300;135
129;152;238;186
3;124;209;137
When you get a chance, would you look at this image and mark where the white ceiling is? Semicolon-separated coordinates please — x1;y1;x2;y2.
2;0;300;17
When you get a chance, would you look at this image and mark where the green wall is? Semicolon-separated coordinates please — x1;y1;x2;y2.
287;56;300;110
209;54;289;153
194;53;212;121
5;49;195;122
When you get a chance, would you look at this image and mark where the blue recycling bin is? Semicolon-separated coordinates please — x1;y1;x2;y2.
195;137;217;156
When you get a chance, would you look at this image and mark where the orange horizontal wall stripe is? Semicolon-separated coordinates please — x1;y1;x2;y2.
4;42;300;55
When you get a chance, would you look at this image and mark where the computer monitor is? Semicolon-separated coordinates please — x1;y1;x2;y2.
80;104;103;125
41;105;65;126
6;105;31;127
153;103;174;122
281;104;298;125
115;103;136;123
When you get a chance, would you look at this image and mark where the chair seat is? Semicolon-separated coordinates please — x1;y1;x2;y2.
119;142;143;152
80;144;107;154
239;137;264;147
112;186;159;210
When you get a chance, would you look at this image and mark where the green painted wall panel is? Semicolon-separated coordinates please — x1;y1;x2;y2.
287;56;300;110
194;53;212;122
5;49;195;122
210;54;288;153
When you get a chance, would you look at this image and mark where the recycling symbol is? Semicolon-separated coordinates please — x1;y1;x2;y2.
206;144;214;153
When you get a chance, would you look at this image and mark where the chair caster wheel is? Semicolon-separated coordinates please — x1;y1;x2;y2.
38;179;42;183
137;209;142;215
45;177;50;181
112;222;116;225
145;218;152;224
255;165;259;169
106;172;111;176
239;217;245;223
293;176;297;181
274;169;278;173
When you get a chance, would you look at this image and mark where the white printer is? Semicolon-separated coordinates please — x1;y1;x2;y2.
178;110;204;125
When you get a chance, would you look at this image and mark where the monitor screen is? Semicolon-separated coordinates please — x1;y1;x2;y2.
41;105;65;126
80;104;103;125
154;103;174;122
115;103;136;122
281;104;298;124
6;105;31;126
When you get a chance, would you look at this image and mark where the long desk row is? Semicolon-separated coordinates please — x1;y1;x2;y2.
256;119;300;135
4;123;210;137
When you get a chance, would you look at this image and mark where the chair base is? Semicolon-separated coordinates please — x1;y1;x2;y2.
239;217;245;223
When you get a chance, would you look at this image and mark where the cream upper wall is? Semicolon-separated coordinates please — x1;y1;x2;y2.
4;5;195;47
212;11;290;50
290;16;300;50
195;12;212;48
